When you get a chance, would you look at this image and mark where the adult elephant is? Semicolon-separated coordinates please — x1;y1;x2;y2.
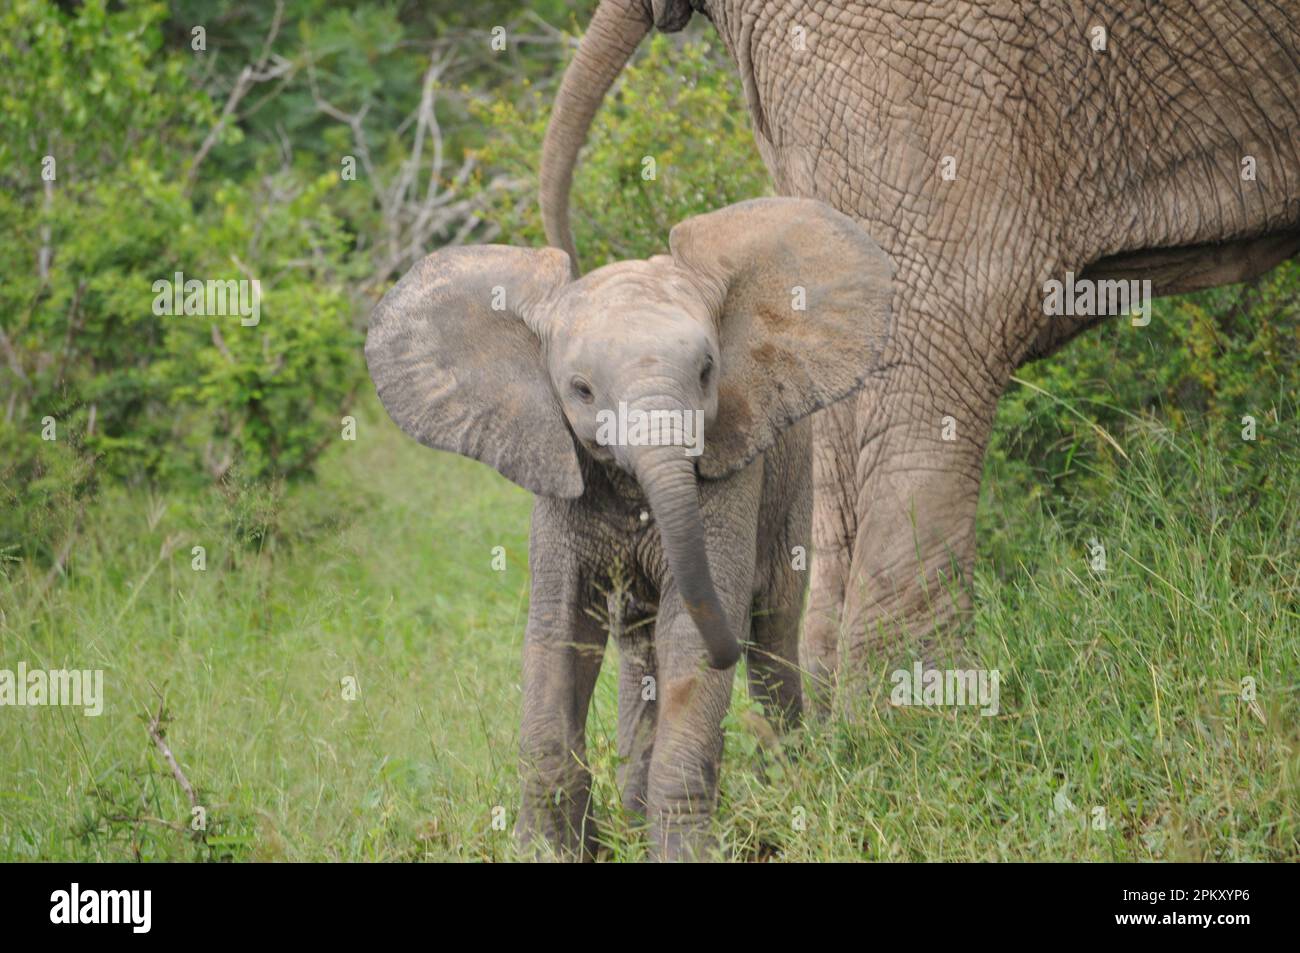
540;0;1300;693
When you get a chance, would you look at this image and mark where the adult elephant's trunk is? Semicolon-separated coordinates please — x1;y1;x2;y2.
541;0;653;276
626;440;740;671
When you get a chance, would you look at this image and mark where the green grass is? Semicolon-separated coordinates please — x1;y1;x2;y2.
1;394;1296;861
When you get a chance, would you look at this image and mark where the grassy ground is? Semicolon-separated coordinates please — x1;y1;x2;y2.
1;391;1296;861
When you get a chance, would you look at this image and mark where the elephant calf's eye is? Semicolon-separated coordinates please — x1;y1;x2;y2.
700;356;714;389
571;377;594;403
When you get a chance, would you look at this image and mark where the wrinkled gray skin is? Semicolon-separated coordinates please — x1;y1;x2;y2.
541;0;1300;698
366;198;893;859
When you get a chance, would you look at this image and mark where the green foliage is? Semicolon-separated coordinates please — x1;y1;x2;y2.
991;264;1300;524
0;1;627;564
155;171;360;485
0;0;361;560
469;32;771;265
0;0;210;182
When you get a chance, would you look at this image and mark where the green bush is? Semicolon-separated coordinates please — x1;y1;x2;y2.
0;0;362;560
994;264;1300;517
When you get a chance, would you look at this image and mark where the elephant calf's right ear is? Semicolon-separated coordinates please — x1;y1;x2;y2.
364;245;584;498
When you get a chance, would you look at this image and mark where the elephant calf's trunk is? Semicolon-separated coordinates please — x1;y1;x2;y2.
631;444;740;670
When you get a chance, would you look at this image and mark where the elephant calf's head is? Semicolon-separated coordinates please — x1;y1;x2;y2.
366;197;894;668
539;257;720;468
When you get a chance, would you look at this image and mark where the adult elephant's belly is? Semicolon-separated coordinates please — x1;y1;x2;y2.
1022;232;1300;362
1084;233;1300;300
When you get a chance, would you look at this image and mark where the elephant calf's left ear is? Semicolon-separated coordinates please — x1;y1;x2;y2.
668;197;895;480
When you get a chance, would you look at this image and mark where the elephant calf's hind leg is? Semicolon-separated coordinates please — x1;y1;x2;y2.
616;623;658;819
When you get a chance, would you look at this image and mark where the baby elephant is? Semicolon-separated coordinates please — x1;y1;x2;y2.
366;197;893;860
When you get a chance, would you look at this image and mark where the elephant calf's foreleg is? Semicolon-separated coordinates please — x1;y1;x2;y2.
515;527;608;861
645;671;732;860
644;597;739;861
516;621;606;860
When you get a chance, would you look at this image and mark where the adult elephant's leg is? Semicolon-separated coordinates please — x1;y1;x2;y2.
515;503;608;861
837;329;1005;685
801;399;859;709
